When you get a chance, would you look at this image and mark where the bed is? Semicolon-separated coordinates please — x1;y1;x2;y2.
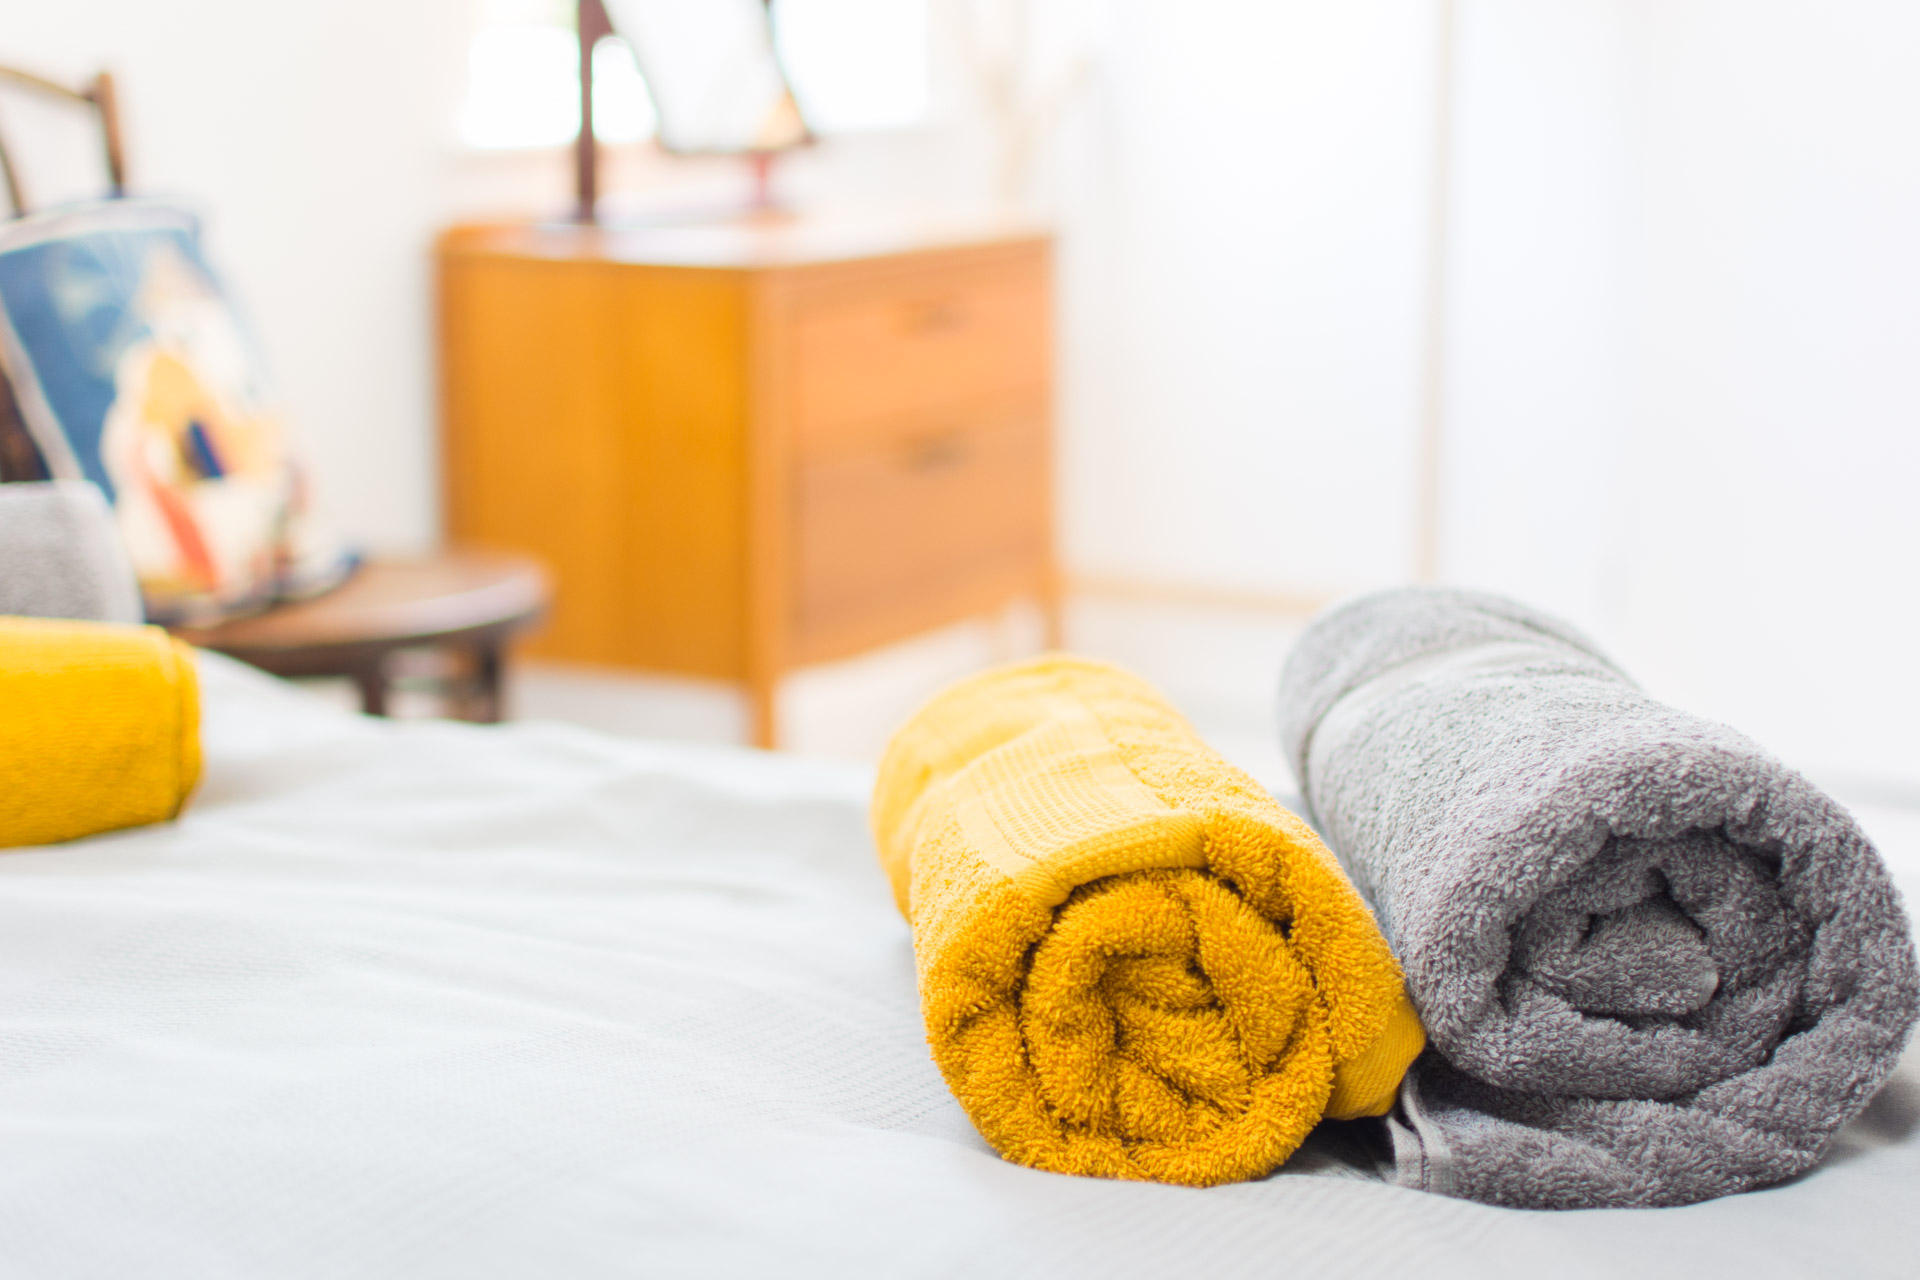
3;655;1914;1279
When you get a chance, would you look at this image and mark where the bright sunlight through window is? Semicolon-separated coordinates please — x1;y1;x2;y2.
461;1;655;149
460;0;928;150
776;0;930;133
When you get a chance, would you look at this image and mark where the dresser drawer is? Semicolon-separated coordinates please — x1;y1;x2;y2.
787;255;1049;441
792;412;1048;661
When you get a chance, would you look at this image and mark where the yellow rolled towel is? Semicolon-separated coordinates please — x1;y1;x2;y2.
872;656;1423;1186
0;616;202;849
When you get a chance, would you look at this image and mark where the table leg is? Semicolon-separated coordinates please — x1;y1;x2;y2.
353;661;390;717
472;642;504;724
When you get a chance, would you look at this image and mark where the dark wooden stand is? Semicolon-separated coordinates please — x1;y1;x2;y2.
172;550;548;723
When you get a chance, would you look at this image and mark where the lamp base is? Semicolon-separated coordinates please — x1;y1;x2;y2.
558;151;796;230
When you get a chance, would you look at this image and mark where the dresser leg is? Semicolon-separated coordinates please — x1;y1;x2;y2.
748;676;779;750
1039;585;1064;652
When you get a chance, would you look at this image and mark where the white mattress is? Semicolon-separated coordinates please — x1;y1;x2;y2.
2;654;1915;1279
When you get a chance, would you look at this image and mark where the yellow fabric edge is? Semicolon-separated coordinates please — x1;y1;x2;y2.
167;637;204;816
0;617;203;848
1324;990;1426;1119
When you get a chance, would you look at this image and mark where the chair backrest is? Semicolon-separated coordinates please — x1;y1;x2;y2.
0;66;126;218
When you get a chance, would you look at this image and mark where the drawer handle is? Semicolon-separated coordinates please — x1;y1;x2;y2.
898;298;967;335
902;430;969;471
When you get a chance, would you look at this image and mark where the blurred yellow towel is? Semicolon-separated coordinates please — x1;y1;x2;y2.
872;656;1423;1186
0;616;201;849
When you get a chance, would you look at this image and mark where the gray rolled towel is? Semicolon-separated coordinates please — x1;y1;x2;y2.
0;480;143;623
1278;587;1919;1208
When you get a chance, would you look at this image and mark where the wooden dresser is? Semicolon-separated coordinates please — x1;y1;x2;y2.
437;214;1056;747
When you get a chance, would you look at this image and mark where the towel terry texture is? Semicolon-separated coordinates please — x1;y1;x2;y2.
1278;588;1920;1209
873;655;1424;1186
0;480;143;623
0;616;202;849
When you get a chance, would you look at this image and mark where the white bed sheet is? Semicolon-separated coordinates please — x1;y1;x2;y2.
0;654;1915;1279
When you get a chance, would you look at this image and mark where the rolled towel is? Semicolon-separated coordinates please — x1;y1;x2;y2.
873;655;1424;1186
0;616;202;849
0;480;143;623
1279;588;1920;1208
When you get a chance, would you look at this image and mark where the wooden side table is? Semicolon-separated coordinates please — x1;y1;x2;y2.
171;550;548;722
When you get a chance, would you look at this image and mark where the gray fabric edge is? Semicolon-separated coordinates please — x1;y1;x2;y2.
1277;587;1628;810
1386;1067;1456;1198
0;478;143;623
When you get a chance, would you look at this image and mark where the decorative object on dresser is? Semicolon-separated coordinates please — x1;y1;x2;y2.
571;0;807;223
438;215;1057;748
0;62;355;626
0;62;550;718
0;200;356;624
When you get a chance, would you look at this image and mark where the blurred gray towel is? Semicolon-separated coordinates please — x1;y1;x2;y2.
1279;587;1919;1209
0;480;142;623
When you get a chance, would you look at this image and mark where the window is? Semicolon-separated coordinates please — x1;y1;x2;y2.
459;0;928;151
461;0;655;149
775;0;930;133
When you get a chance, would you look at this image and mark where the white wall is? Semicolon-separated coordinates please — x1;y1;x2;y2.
1053;0;1438;598
1436;0;1920;788
1037;0;1920;787
1623;1;1920;789
1433;0;1639;632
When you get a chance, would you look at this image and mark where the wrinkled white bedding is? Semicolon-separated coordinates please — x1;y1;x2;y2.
0;654;1914;1279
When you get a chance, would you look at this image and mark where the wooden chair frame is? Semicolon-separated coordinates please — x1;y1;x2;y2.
0;66;126;218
